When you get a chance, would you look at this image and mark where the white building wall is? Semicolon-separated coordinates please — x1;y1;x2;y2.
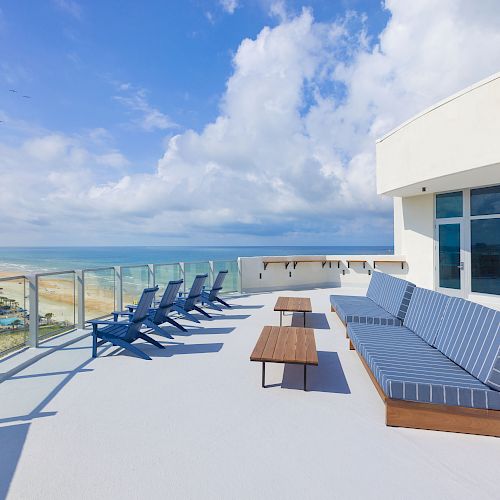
376;72;500;197
393;195;434;289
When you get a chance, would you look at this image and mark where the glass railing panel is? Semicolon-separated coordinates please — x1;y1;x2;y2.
183;261;211;291
0;276;29;356
121;265;151;307
154;263;182;296
213;260;239;293
83;268;116;321
37;272;76;341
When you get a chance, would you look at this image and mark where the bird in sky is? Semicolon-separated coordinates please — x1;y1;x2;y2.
22;95;31;99
9;89;17;92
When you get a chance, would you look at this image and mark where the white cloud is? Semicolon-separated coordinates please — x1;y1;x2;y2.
3;0;500;245
52;0;82;20
113;87;177;132
219;0;239;14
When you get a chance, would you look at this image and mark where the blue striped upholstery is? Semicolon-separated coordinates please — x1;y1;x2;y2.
366;271;415;320
330;295;402;326
433;297;500;390
403;287;451;344
348;323;500;410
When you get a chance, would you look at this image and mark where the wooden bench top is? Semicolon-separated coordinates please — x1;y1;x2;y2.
250;326;318;365
274;296;312;313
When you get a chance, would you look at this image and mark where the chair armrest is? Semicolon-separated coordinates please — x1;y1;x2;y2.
90;319;131;326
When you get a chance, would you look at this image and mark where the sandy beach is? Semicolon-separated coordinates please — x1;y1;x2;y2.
0;270;123;323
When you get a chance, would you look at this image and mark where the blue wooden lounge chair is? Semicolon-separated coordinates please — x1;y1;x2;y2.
91;286;164;360
173;274;211;322
124;279;186;336
201;270;231;310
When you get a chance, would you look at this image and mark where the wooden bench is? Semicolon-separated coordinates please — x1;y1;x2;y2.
250;326;318;391
274;296;312;326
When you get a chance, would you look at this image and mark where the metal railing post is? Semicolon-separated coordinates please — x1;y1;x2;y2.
114;266;123;311
179;262;185;294
209;260;214;288
238;258;243;294
27;274;39;347
76;270;85;329
148;264;155;287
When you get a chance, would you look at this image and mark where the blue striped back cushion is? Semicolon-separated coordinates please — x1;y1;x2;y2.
434;297;500;389
403;288;450;344
366;271;415;320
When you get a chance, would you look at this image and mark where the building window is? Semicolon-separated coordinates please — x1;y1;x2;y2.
470;184;500;295
436;191;463;218
471;185;500;216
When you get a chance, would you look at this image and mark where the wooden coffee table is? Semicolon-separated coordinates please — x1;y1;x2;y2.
274;296;312;327
250;326;318;391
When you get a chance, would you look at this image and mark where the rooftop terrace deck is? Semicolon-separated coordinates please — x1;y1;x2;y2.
1;286;499;499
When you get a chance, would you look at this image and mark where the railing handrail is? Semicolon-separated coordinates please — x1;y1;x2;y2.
34;270;76;278
0;274;26;282
82;266;116;273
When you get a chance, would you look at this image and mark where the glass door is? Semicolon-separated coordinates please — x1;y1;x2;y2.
436;221;465;296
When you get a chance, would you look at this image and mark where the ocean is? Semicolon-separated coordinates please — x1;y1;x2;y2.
0;246;393;274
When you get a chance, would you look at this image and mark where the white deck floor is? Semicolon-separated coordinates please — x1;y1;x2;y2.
1;287;499;500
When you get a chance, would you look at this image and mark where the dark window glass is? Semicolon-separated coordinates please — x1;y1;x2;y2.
471;185;500;216
436;192;463;218
438;224;461;289
471;219;500;295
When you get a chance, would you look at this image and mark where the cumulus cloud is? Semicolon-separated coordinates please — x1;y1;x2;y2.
52;0;82;20
219;0;239;14
3;0;500;245
113;86;177;132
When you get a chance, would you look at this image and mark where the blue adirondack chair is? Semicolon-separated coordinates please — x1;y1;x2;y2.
91;286;164;360
201;270;231;310
125;279;187;336
173;274;211;322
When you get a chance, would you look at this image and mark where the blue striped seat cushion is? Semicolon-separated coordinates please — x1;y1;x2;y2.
403;287;450;344
433;297;500;390
348;323;500;410
366;271;415;320
330;295;401;326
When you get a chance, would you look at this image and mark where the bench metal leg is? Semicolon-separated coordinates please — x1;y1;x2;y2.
262;362;266;388
280;311;282;326
303;311;306;327
304;364;307;391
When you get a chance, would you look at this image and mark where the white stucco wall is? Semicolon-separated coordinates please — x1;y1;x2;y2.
376;72;500;197
393;195;434;289
240;255;408;293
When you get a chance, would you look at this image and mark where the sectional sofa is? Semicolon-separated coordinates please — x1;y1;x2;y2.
331;272;500;436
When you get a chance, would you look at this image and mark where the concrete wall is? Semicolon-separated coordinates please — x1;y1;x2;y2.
240;255;408;293
393;195;435;289
376;72;500;197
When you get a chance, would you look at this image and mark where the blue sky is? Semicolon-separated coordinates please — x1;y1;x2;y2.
1;1;500;246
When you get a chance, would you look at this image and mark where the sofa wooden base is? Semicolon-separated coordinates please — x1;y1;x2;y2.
355;348;500;437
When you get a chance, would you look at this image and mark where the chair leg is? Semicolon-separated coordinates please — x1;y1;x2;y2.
145;320;174;339
173;305;200;323
164;316;188;332
193;305;212;318
92;331;98;358
139;332;165;349
215;297;231;308
107;337;152;360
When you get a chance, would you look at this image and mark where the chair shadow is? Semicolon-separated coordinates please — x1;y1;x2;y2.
205;314;251;321
0;423;30;499
281;351;350;394
161;327;235;337
226;305;264;310
120;342;224;358
291;313;330;329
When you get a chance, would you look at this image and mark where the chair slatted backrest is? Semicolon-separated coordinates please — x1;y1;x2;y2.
131;287;159;324
184;274;208;309
153;280;183;324
208;270;228;301
127;286;159;338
